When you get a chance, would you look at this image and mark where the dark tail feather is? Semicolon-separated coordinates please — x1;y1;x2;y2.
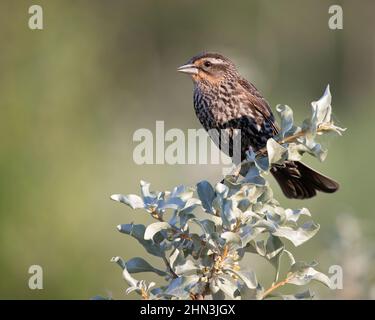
271;161;339;199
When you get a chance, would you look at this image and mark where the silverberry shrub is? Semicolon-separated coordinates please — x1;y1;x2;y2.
106;86;344;300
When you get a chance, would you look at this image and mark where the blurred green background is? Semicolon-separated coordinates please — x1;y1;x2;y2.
0;0;374;299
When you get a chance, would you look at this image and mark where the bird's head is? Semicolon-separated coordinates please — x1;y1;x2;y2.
177;52;239;86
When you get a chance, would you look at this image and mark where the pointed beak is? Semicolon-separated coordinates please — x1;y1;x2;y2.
177;63;199;75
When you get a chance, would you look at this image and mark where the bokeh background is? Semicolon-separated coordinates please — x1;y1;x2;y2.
0;0;374;299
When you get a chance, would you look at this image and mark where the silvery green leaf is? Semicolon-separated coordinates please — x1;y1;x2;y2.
169;248;183;269
302;138;328;162
239;225;258;247
265;235;284;260
246;236;284;282
124;279;153;297
286;143;309;161
190;218;216;237
266;205;286;224
210;215;224;227
239;282;264;300
126;257;167;276
226;269;257;289
231;185;261;203
256;185;274;203
164;275;200;298
221;200;237;228
197;180;215;214
222;174;243;191
273;221;320;247
117;223;165;257
111;256;126;270
179;198;201;215
170;185;193;201
314;144;328;162
209;281;221;294
159;185;194;211
140;180;152;197
190;233;205;256
265;235;284;281
298;85;347;139
289;262;333;289
285;208;311;222
221;232;242;249
321;122;347;135
253;219;277;232
147;281;156;291
202;219;218;235
311;85;332;131
110;194;145;209
255;156;270;172
244;147;269;172
189;281;208;297
267;138;288;165
242;165;266;186
237;198;251;212
211;287;226;300
111;257;139;288
168;211;178;226
215;183;229;198
144;222;171;240
272;254;283;283
276;104;294;137
216;276;240;299
281;289;314;300
179;212;196;227
140;180;158;207
245;147;257;162
159;197;186;211
153;196;166;214
244;241;258;254
174;259;199;275
125;286;139;295
150;287;163;296
171;249;195;274
170;184;184;197
283;249;296;265
246;185;267;202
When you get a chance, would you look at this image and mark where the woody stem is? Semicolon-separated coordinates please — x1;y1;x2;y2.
261;276;292;299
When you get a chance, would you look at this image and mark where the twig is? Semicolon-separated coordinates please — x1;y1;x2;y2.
190;245;231;300
140;288;149;300
163;256;178;279
150;209;164;222
261;275;292;299
229;128;320;178
256;130;307;156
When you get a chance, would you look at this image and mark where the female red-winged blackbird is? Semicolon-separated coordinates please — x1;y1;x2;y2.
178;52;339;199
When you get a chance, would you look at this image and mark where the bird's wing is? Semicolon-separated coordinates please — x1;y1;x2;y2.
238;78;279;135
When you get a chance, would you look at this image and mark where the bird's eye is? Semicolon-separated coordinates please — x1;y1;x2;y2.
204;61;212;68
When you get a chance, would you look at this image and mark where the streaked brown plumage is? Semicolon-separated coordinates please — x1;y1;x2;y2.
178;52;339;199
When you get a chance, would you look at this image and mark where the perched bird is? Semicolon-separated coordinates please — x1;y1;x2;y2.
178;52;339;199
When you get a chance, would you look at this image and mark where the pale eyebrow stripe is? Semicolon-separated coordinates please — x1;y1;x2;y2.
207;58;224;64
